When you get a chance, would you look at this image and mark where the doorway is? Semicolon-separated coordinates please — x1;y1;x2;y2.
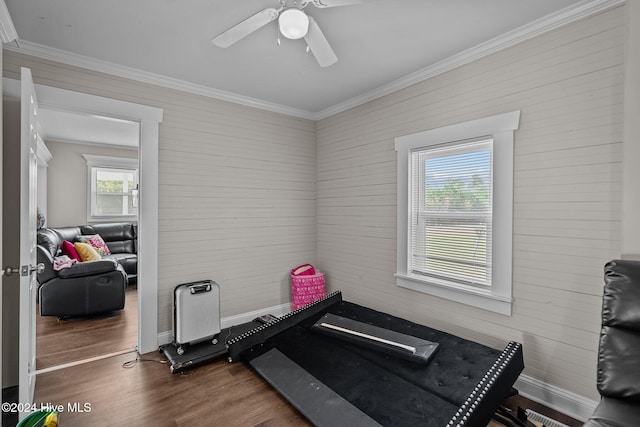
2;76;162;378
34;133;141;370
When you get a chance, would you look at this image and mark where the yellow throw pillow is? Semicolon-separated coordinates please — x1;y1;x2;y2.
74;242;101;262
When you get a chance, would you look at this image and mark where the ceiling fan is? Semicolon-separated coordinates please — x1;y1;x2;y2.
211;0;369;68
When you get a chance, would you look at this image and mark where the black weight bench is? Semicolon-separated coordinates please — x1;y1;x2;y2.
227;291;524;427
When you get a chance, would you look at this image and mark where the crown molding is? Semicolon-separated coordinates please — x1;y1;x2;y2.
315;0;625;120
2;0;624;121
3;40;317;121
0;0;18;43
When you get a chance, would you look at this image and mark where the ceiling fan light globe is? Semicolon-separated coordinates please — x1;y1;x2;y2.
279;8;309;39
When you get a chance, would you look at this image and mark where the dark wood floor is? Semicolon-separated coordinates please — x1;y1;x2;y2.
32;349;584;427
36;285;138;370
34;352;310;426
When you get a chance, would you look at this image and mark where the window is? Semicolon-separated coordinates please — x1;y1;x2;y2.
83;155;139;221
395;111;520;315
412;138;493;286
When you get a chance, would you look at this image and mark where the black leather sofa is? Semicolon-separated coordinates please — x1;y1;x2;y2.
36;223;137;317
584;259;640;427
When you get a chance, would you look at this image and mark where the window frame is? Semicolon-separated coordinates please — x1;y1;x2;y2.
395;111;520;315
83;154;139;222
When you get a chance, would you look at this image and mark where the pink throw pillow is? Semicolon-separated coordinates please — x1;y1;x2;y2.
78;234;111;256
61;240;82;262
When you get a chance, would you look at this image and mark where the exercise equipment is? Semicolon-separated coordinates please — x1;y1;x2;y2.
227;291;524;427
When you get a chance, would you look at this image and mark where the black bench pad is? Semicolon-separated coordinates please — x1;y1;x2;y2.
233;294;524;427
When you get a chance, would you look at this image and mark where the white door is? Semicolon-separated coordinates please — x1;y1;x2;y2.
0;65;4;427
18;67;40;421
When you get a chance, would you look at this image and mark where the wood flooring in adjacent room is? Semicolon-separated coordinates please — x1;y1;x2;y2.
32;349;583;427
36;285;138;370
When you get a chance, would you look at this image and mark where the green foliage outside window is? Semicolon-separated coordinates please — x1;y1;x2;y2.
425;175;490;211
96;178;135;193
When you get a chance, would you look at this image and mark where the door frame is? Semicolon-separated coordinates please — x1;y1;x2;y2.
3;77;163;354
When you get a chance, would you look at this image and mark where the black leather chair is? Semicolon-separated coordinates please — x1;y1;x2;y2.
37;228;127;317
585;259;640;426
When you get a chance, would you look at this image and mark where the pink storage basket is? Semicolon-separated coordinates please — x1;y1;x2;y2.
291;272;326;311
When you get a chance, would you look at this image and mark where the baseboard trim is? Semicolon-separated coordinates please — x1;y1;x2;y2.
157;302;291;347
514;374;598;422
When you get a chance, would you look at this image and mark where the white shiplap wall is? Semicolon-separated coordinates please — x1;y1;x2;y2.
316;5;624;401
2;51;317;333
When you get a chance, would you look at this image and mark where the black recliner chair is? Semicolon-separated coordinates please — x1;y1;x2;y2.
37;228;127;317
585;259;640;426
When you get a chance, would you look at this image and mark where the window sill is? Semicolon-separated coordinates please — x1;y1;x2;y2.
395;273;512;316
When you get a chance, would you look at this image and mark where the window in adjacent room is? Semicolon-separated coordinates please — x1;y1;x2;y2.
83;154;139;221
395;111;520;315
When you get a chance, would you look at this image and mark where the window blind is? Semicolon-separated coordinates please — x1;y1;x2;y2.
410;139;493;287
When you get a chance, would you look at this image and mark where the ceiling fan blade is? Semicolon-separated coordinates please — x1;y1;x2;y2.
310;0;367;7
212;8;279;48
304;16;337;68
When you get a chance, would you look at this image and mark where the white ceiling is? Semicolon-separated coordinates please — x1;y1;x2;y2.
4;0;593;120
37;109;140;149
